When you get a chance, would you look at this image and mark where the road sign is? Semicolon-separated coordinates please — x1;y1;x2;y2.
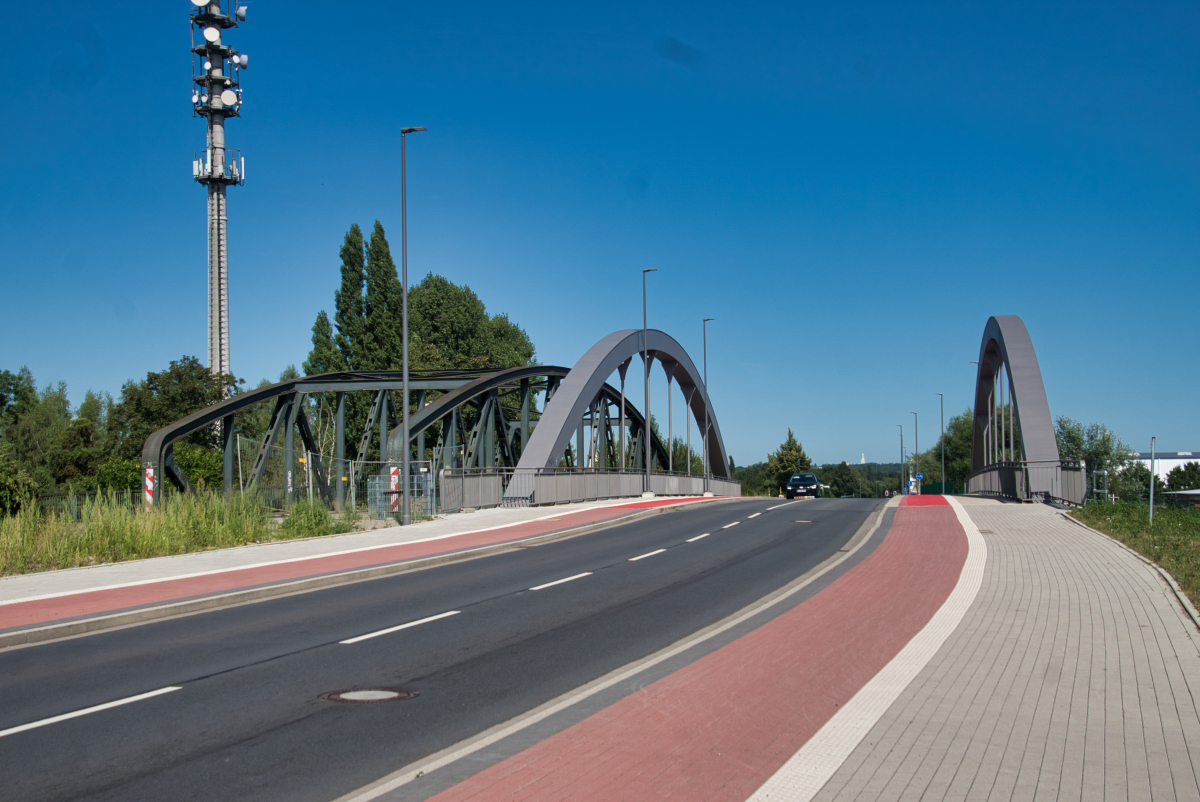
916;472;924;480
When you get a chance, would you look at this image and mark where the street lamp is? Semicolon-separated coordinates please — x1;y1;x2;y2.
937;392;945;494
703;317;714;492
642;268;657;494
897;424;904;494
911;411;919;494
400;125;426;526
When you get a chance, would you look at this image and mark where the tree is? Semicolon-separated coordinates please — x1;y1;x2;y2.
333;223;367;369
0;445;38;514
361;221;404;370
106;356;239;462
303;311;343;376
1055;415;1135;488
1168;462;1200;492
764;429;812;490
0;368;36;433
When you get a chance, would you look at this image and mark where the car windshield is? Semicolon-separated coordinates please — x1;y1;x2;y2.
790;474;816;482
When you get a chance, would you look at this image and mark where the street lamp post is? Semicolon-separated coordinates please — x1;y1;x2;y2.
898;424;904;495
937;392;945;494
400;125;426;526
911;411;919;494
703;317;714;492
642;268;657;494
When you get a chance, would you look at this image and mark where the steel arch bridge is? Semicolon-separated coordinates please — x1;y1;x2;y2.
141;329;732;508
966;315;1084;504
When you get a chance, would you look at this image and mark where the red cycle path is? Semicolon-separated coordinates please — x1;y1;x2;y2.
0;497;714;632
430;496;966;801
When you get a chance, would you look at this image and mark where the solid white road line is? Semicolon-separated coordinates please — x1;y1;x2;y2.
748;513;762;519
0;686;182;739
747;495;986;802
629;549;666;562
529;572;592;591
340;610;462;645
722;522;740;529
686;533;711;542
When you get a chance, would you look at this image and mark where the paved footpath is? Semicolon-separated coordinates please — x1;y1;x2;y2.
810;498;1200;802
0;496;725;640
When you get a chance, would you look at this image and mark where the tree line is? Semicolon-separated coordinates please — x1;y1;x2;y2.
0;220;538;513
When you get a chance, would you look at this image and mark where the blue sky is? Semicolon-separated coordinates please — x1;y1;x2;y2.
2;1;1197;466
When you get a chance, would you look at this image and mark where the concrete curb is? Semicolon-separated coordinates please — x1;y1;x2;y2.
1058;511;1200;633
0;497;742;651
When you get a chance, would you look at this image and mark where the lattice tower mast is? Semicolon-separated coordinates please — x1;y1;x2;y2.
189;0;248;378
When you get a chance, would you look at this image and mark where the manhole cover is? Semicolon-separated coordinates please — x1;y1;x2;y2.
319;687;419;703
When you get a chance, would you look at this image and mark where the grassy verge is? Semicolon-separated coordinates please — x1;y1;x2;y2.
1072;502;1200;607
0;493;357;576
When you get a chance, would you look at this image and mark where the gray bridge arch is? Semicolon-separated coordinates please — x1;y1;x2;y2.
967;315;1082;503
515;328;730;480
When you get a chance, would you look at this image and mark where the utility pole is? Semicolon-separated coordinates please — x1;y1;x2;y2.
898;424;904;494
190;0;248;381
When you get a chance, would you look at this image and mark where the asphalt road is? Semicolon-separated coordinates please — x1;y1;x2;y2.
0;496;884;801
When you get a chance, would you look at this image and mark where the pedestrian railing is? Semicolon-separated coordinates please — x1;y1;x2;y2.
430;468;741;513
966;459;1086;506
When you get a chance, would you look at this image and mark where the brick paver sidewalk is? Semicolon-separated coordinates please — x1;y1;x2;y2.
813;500;1200;802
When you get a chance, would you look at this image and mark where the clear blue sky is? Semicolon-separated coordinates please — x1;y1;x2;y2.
2;1;1197;466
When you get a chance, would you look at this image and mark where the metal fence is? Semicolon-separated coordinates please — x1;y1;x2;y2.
433;468;741;514
966;460;1086;506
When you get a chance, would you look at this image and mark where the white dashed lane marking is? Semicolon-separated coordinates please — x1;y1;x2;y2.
529;572;593;591
687;533;711;542
722;522;740;529
748;513;761;519
629;549;667;562
0;687;182;739
341;610;462;645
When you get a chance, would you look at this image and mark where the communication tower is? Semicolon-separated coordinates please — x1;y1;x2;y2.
189;0;248;379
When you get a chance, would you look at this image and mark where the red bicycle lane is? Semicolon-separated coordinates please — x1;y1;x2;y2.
428;496;967;801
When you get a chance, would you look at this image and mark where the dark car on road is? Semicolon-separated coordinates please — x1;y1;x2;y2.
785;473;821;499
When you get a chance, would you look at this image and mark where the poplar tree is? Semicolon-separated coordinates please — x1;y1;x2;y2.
333;224;366;369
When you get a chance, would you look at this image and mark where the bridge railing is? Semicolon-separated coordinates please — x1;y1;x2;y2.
965;459;1086;506
435;468;741;513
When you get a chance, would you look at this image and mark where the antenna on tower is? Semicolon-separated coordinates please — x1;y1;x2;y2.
190;0;248;382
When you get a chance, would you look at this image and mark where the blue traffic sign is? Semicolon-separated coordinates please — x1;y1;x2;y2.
916;472;924;480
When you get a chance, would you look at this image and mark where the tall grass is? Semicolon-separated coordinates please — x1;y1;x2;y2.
1073;502;1200;606
0;492;356;576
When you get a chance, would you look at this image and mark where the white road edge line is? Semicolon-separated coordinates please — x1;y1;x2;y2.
747;496;987;802
748;513;761;519
529;572;592;591
332;500;897;802
340;610;462;645
686;533;711;542
766;500;804;511
0;686;181;739
722;522;740;529
628;549;666;562
0;497;717;608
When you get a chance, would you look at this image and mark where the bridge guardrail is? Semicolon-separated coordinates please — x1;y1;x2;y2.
966;460;1086;506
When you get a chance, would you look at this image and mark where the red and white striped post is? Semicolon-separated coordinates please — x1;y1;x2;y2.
144;467;155;511
389;466;400;513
